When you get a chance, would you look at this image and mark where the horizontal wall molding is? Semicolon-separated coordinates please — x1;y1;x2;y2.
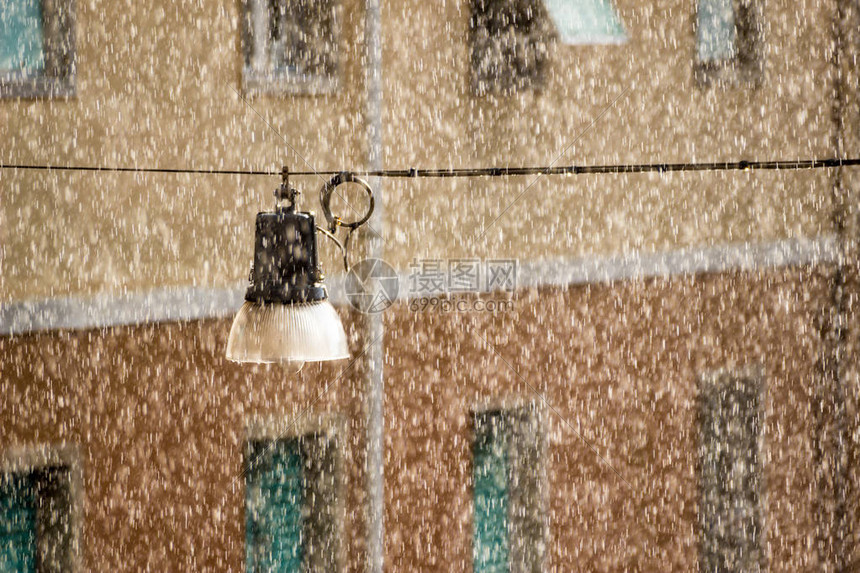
515;234;840;290
0;285;245;336
0;235;839;336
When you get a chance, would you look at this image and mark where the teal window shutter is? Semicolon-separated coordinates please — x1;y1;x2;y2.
245;431;340;573
246;439;305;573
0;473;36;573
473;406;545;573
697;0;737;62
0;0;46;72
542;0;627;45
473;412;510;573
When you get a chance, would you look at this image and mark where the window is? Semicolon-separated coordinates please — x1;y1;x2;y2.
0;446;80;572
0;0;75;98
472;405;545;573
698;371;764;572
694;0;761;86
542;0;627;45
244;429;341;572
469;0;553;95
242;0;338;95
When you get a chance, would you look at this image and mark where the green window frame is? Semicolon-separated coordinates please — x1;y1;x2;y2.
696;0;736;62
0;0;75;98
244;430;340;573
472;405;545;573
698;371;765;572
0;0;45;74
0;472;36;573
473;411;510;573
0;464;74;573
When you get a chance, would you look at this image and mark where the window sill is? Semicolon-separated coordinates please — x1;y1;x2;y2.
0;74;76;99
694;59;762;89
242;69;339;96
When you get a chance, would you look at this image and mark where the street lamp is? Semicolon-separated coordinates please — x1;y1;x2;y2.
226;170;373;372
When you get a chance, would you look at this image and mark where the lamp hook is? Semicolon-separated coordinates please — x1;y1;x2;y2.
317;171;375;272
320;171;375;232
274;166;300;210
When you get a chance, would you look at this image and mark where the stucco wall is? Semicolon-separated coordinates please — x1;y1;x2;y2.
0;0;843;303
0;265;839;571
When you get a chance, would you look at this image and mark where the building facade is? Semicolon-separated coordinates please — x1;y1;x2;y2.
2;0;860;570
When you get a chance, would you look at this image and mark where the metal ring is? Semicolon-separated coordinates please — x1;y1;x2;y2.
320;172;375;231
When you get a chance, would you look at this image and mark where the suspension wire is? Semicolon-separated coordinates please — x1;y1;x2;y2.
0;164;278;176
1;157;859;178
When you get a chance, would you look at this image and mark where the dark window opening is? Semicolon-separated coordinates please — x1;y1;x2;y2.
469;0;553;95
698;372;764;572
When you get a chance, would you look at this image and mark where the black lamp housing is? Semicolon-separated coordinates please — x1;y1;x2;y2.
245;206;327;305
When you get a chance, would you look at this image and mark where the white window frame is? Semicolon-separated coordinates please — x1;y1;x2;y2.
693;0;763;87
241;0;340;96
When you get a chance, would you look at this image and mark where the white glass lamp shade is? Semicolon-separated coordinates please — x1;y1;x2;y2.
226;299;349;368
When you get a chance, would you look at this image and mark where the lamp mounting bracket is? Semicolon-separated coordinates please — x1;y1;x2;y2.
274;166;301;210
316;171;375;273
270;168;375;273
320;171;375;232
